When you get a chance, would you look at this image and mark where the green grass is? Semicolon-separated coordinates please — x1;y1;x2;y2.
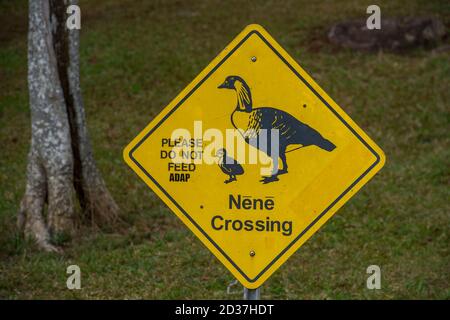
0;0;449;299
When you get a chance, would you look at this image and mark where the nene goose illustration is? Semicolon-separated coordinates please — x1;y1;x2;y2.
218;75;336;184
215;148;244;184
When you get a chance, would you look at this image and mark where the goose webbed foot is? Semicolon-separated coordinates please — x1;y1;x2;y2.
224;176;237;184
260;175;279;184
277;169;288;175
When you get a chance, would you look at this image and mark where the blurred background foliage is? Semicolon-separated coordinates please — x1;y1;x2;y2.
0;0;448;299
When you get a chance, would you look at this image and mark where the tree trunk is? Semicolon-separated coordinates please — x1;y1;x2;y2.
19;0;119;252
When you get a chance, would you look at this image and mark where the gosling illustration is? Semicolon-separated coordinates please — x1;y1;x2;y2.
216;148;244;184
218;75;336;184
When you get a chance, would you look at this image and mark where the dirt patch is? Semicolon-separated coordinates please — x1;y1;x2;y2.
304;26;340;54
0;2;27;46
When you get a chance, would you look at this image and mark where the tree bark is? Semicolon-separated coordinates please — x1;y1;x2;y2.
19;0;119;252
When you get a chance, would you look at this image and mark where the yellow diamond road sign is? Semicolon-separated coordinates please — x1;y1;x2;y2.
123;24;386;289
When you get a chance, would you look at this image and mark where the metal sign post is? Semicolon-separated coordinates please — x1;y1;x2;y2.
244;287;261;300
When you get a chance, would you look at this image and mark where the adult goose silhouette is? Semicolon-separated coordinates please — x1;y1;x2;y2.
218;75;336;183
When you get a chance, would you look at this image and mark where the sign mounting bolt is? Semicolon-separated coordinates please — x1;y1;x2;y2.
250;250;256;257
251;56;257;62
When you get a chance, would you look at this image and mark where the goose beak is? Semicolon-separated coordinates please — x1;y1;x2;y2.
218;82;227;89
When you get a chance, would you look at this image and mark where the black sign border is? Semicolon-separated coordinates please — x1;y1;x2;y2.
129;29;382;283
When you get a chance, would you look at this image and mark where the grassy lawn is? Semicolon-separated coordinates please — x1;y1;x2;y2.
0;0;449;299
